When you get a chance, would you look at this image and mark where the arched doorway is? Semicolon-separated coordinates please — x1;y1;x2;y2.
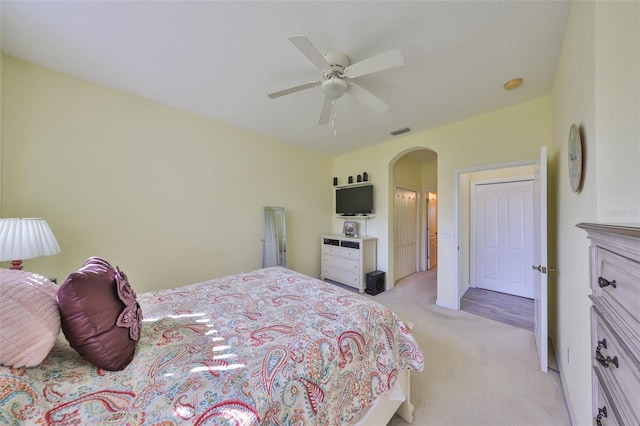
389;148;438;285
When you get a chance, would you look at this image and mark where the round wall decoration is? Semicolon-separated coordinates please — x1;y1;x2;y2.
568;123;583;192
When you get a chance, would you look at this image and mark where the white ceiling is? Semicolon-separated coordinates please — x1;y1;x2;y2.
1;1;571;155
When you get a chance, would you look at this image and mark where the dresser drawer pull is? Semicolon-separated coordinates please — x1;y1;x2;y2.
597;276;617;289
595;339;619;369
595;406;607;426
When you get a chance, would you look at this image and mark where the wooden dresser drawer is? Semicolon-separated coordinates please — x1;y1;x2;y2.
592;246;640;358
322;245;359;259
593;368;622;426
321;266;359;287
581;224;640;426
322;254;359;272
591;308;640;425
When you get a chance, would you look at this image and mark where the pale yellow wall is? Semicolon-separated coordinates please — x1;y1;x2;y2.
1;57;332;292
595;1;640;222
393;155;422;189
421;158;437;192
551;2;639;424
333;96;552;308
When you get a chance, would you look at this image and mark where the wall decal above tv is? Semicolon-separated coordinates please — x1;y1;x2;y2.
335;183;374;216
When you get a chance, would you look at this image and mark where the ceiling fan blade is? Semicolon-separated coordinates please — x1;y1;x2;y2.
318;96;333;125
288;35;330;70
268;81;320;99
348;83;389;114
343;48;404;79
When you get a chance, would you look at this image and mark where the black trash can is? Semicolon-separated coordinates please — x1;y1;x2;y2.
365;271;385;295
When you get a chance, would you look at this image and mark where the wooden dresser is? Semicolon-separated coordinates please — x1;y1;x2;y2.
320;235;377;293
578;223;640;426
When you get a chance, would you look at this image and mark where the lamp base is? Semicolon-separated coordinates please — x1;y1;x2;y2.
10;260;23;270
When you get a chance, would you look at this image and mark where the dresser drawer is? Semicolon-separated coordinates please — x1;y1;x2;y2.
321;266;360;288
591;309;640;425
593;368;623;426
592;247;640;358
593;247;640;313
322;254;359;271
322;245;360;260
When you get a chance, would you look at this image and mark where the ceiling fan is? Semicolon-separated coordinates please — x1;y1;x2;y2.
268;35;404;125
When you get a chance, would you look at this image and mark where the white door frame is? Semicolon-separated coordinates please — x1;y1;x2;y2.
421;191;428;272
426;191;438;271
453;147;549;372
452;159;534;310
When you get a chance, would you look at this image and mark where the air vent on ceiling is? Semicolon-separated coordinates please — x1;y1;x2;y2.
390;127;411;136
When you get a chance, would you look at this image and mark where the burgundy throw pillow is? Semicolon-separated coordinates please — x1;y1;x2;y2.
57;257;142;371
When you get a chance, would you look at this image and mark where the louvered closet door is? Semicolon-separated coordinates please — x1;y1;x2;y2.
395;188;418;282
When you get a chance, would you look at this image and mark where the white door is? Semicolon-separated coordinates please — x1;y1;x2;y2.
474;179;534;298
394;188;418;282
427;192;438;270
533;146;549;372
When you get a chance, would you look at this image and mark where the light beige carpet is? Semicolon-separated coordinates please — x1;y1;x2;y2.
358;269;571;426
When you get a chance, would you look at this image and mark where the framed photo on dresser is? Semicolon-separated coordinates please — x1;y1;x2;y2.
343;221;357;237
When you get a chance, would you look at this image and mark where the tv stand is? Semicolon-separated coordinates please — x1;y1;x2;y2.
320;235;377;293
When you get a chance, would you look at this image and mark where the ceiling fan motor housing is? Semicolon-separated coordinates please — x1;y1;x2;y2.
324;51;351;74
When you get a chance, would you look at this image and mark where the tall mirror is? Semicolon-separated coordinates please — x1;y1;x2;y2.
263;206;286;267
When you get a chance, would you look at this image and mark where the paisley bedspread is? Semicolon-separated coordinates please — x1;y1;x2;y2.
0;267;423;425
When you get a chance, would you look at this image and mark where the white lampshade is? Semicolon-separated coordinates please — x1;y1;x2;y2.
0;218;61;265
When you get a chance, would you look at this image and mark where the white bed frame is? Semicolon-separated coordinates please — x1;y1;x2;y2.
354;368;415;425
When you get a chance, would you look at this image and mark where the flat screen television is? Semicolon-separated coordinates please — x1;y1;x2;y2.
335;184;374;216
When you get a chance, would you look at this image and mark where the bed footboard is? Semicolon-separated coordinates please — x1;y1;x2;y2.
354;368;414;425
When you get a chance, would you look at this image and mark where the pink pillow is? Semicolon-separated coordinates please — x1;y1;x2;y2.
57;257;142;371
0;269;60;367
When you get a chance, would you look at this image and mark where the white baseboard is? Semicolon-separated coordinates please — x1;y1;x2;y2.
549;336;577;425
436;299;459;310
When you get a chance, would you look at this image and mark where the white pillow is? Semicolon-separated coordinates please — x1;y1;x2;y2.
0;269;61;367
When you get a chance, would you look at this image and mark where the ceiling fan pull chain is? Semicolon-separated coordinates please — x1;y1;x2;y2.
332;100;338;135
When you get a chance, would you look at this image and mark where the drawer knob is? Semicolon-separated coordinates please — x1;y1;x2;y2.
595;339;619;369
598;276;617;289
595;406;607;426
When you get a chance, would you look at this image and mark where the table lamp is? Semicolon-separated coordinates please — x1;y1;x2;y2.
0;218;61;270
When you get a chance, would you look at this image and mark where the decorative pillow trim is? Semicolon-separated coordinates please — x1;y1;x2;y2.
115;267;142;341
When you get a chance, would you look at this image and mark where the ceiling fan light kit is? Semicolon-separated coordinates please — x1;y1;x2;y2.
322;78;348;99
268;35;405;125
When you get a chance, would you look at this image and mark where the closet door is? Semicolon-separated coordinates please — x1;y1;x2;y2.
395;188;418;282
474;180;533;298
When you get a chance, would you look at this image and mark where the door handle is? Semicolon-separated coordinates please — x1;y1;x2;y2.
532;265;554;274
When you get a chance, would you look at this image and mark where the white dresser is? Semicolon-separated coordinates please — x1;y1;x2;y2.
578;223;640;426
320;235;377;293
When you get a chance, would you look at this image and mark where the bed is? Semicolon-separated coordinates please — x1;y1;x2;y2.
0;264;423;425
